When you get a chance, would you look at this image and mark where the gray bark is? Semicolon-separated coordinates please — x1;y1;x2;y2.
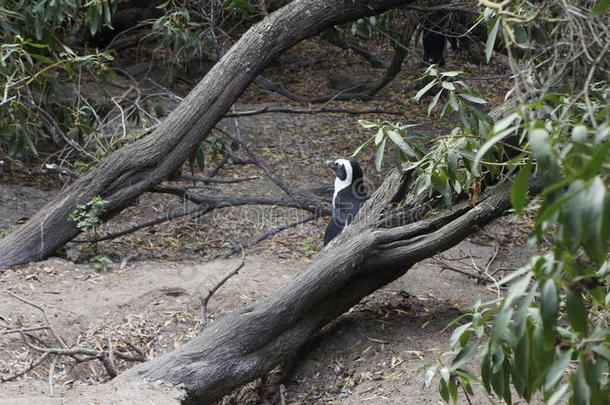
0;0;416;269
113;171;544;404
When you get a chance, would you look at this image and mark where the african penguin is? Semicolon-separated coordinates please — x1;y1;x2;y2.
324;158;369;245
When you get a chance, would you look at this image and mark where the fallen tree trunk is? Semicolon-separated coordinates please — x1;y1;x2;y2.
107;171;544;404
0;0;416;269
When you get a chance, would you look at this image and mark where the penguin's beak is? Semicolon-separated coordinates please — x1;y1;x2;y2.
325;160;342;177
325;160;338;169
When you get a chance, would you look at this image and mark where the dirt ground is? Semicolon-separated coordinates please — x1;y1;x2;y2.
0;237;537;405
0;33;541;404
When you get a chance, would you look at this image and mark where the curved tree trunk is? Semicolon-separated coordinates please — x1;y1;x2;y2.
0;0;416;269
88;171;541;404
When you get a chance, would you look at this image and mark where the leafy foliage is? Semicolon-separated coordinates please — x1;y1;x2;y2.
149;0;264;82
357;67;504;207
0;0;266;164
68;195;107;234
0;0;118;162
355;0;609;403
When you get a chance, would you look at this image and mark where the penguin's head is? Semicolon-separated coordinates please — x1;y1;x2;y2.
324;157;363;184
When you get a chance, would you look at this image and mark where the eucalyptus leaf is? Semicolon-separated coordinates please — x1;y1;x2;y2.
451;343;477;370
511;160;531;215
458;93;487;104
541;279;558;330
386;130;417;159
545;349;573;390
486;17;500;62
566;290;588;334
414;79;438;101
375;139;386;172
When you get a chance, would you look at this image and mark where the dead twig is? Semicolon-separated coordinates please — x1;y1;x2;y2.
29;164;81;179
0;351;51;383
26;100;96;162
431;256;490;283
72;203;210;243
200;249;246;324
206;154;231;178
4;291;67;349
220;214;316;259
224;105;402;117
1;325;50;335
0;292;146;384
18;334;142;378
48;354;57;397
253;76;307;103
178;174;259;184
215;126;295;198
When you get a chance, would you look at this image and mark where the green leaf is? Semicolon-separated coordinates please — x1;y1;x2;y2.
441;81;455;91
577;141;610;178
574;365;591;405
501;271;532;308
541;279;559;329
547;383;569;405
375;139;386;172
448;379;458;404
471;106;494;125
447;150;459;176
446;92;459;114
511;160;531;215
458;93;486;104
431;169;452;206
490;361;505;399
486;17;500;62
358;119;378;129
425;365;437;387
512;332;530;396
545;349;573;390
481;353;492;391
592;0;610;16
492;306;515;344
528;128;553;166
566;290;588;334
581;177;607;262
535;191;579;229
562;180;586;249
439;377;450;402
451;343;477;370
394;147;404;170
473;129;513;175
30;53;53;65
414;79;438;101
502;359;513;404
514;289;535;338
386;130;417;159
428;89;443;116
374;128;384;145
592;344;610;361
494;113;519;133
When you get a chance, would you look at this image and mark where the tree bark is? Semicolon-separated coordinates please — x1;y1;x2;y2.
107;171;543;404
0;0;416;269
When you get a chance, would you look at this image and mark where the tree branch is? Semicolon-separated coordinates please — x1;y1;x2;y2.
219;214;317;259
200;250;246;324
224;104;403;117
114;174;544;403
